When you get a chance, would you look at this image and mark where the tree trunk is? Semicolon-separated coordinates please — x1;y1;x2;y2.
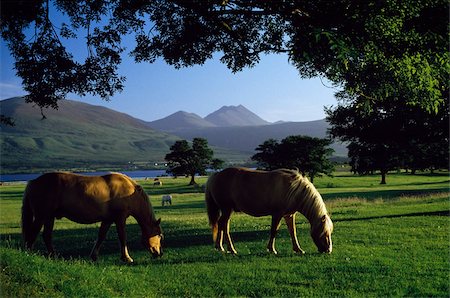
189;174;196;185
380;171;387;184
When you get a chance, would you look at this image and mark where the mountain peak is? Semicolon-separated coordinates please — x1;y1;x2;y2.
205;105;270;127
148;110;216;131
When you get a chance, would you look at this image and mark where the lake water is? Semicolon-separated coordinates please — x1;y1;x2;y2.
0;169;168;183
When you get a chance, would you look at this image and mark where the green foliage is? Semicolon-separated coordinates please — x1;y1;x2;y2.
0;173;449;297
326;95;449;184
252;135;335;182
1;1;447;114
165;138;216;185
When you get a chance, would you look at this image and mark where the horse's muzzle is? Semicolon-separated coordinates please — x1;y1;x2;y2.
150;249;163;258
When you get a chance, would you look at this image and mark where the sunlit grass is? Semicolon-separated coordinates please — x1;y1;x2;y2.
1;172;449;297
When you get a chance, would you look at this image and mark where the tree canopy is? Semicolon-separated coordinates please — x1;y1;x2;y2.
252;135;334;183
165;137;219;185
1;0;447;115
326;96;449;184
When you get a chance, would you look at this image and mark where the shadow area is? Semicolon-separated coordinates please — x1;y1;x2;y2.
162;228;269;249
337;210;450;222
143;185;204;196
0;222;273;261
0;223;150;260
323;188;449;201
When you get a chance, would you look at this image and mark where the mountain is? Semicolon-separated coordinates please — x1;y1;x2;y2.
1;98;252;173
146;105;346;157
171;120;348;157
0;97;186;172
148;111;216;131
148;104;270;131
1;97;347;173
204;104;270;127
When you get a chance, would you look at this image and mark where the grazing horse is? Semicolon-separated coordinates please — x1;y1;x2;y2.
205;167;333;254
161;195;172;206
22;172;163;263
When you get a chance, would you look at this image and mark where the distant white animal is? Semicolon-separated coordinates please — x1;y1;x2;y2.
161;195;172;206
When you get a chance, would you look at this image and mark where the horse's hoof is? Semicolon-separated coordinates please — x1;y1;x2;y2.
121;257;134;264
295;249;305;255
266;248;278;254
215;246;225;253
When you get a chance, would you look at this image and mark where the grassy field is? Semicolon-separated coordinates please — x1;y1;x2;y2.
0;172;449;297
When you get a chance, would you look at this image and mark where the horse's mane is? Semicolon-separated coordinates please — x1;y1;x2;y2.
281;169;328;222
132;184;157;224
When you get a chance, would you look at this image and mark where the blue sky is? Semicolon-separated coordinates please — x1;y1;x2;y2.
1;36;338;123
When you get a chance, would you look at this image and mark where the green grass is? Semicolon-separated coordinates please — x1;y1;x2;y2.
1;172;449;297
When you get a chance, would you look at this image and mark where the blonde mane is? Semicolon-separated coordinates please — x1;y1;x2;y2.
283;169;329;222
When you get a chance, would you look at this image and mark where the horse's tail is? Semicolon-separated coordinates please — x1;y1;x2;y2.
205;174;220;243
21;181;34;248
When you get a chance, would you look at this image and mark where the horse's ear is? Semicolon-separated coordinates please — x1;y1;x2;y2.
156;218;161;225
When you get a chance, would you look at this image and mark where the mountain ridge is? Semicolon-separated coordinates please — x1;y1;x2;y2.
148;104;271;131
1;97;347;173
0;97;247;172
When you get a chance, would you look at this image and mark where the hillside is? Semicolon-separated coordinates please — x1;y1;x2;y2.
0;98;247;173
172;120;348;157
1;98;347;173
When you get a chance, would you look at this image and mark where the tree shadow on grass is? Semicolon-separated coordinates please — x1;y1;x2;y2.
1;221;285;263
322;188;449;201
336;210;449;222
0;223;147;261
143;184;204;196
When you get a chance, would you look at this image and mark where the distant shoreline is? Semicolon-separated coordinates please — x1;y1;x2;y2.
0;169;169;183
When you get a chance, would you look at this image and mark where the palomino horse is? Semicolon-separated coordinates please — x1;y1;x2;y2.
22;172;163;263
205;167;333;254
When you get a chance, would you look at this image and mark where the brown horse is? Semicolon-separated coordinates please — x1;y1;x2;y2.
22;172;163;263
205;167;333;254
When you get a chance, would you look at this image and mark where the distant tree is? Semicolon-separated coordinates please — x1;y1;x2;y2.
165;138;214;185
252;139;282;171
326;96;449;184
347;142;399;184
1;0;447;123
210;158;225;172
252;135;334;183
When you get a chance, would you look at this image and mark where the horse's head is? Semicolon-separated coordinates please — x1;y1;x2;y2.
142;218;163;258
311;214;333;254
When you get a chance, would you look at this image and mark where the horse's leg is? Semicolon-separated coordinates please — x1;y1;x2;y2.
214;228;225;252
214;211;226;252
90;221;112;261
115;217;133;263
220;209;237;254
284;214;305;254
267;214;283;254
215;209;237;254
26;218;45;250
42;217;55;256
